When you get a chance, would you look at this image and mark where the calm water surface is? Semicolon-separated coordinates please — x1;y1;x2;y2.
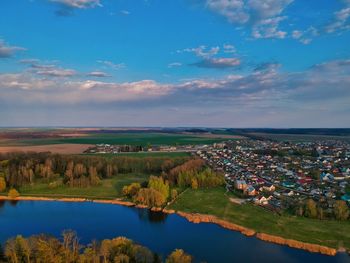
0;200;349;263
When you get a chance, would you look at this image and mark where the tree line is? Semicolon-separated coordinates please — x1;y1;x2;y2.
0;152;189;189
165;159;225;189
294;199;350;221
1;230;192;263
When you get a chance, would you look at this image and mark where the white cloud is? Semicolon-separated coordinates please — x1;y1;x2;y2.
205;0;293;39
192;57;241;68
206;0;249;24
179;45;220;58
1;59;350;123
168;62;182;68
0;40;26;58
36;68;77;77
50;0;102;9
325;7;350;33
291;26;318;44
178;45;240;69
0;73;55;90
21;60;78;77
86;71;110;77
223;44;236;53
292;30;302;39
248;0;293;20
120;10;130;15
252;16;287;39
97;60;126;70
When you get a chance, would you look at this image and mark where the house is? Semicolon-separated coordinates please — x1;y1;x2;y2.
254;196;272;205
262;184;275;192
244;185;257;196
284;190;294;196
235;180;247;190
282;181;296;188
310;189;321;195
320;172;334;181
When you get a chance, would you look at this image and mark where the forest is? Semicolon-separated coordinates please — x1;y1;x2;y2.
0;230;192;263
0;152;189;189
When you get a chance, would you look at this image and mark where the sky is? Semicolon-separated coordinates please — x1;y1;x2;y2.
0;0;350;127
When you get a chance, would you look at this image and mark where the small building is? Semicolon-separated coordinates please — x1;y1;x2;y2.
235;180;247;190
282;181;296;188
262;184;275;192
244;185;257;196
254;195;272;205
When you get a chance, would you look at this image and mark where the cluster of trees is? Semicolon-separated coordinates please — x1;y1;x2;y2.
177;168;225;189
0;152;188;189
2;230;193;263
122;159;223;207
295;199;350;221
123;176;171;207
165;159;205;185
164;159;224;189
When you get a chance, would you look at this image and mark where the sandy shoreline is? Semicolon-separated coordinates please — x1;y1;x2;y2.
0;195;342;256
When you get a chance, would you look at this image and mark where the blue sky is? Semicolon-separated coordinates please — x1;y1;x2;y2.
0;0;350;127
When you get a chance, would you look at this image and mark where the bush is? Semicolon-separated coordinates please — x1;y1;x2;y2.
334;200;350;220
122;183;141;198
171;189;178;200
166;249;192;263
8;188;20;199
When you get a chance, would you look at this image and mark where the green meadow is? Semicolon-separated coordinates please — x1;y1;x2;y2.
17;173;150;200
7;132;226;146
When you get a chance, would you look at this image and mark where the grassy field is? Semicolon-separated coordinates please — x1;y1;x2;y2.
17;174;150;199
2;132;227;147
249;133;350;142
168;187;350;250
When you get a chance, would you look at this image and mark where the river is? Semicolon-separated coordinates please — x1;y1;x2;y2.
0;200;349;263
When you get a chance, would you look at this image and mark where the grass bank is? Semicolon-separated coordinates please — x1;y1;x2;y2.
168;187;350;250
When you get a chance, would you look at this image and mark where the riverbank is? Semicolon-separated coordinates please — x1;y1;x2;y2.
168;187;350;255
0;194;343;257
167;210;337;256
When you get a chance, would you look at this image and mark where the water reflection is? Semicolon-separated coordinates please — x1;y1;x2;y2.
136;208;168;223
9;200;19;206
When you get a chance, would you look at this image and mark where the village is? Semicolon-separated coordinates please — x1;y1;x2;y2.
84;143;206;154
196;139;350;214
83;138;350;215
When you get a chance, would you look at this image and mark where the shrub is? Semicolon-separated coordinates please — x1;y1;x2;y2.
122;183;141;198
8;188;20;199
166;249;192;263
171;189;178;200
